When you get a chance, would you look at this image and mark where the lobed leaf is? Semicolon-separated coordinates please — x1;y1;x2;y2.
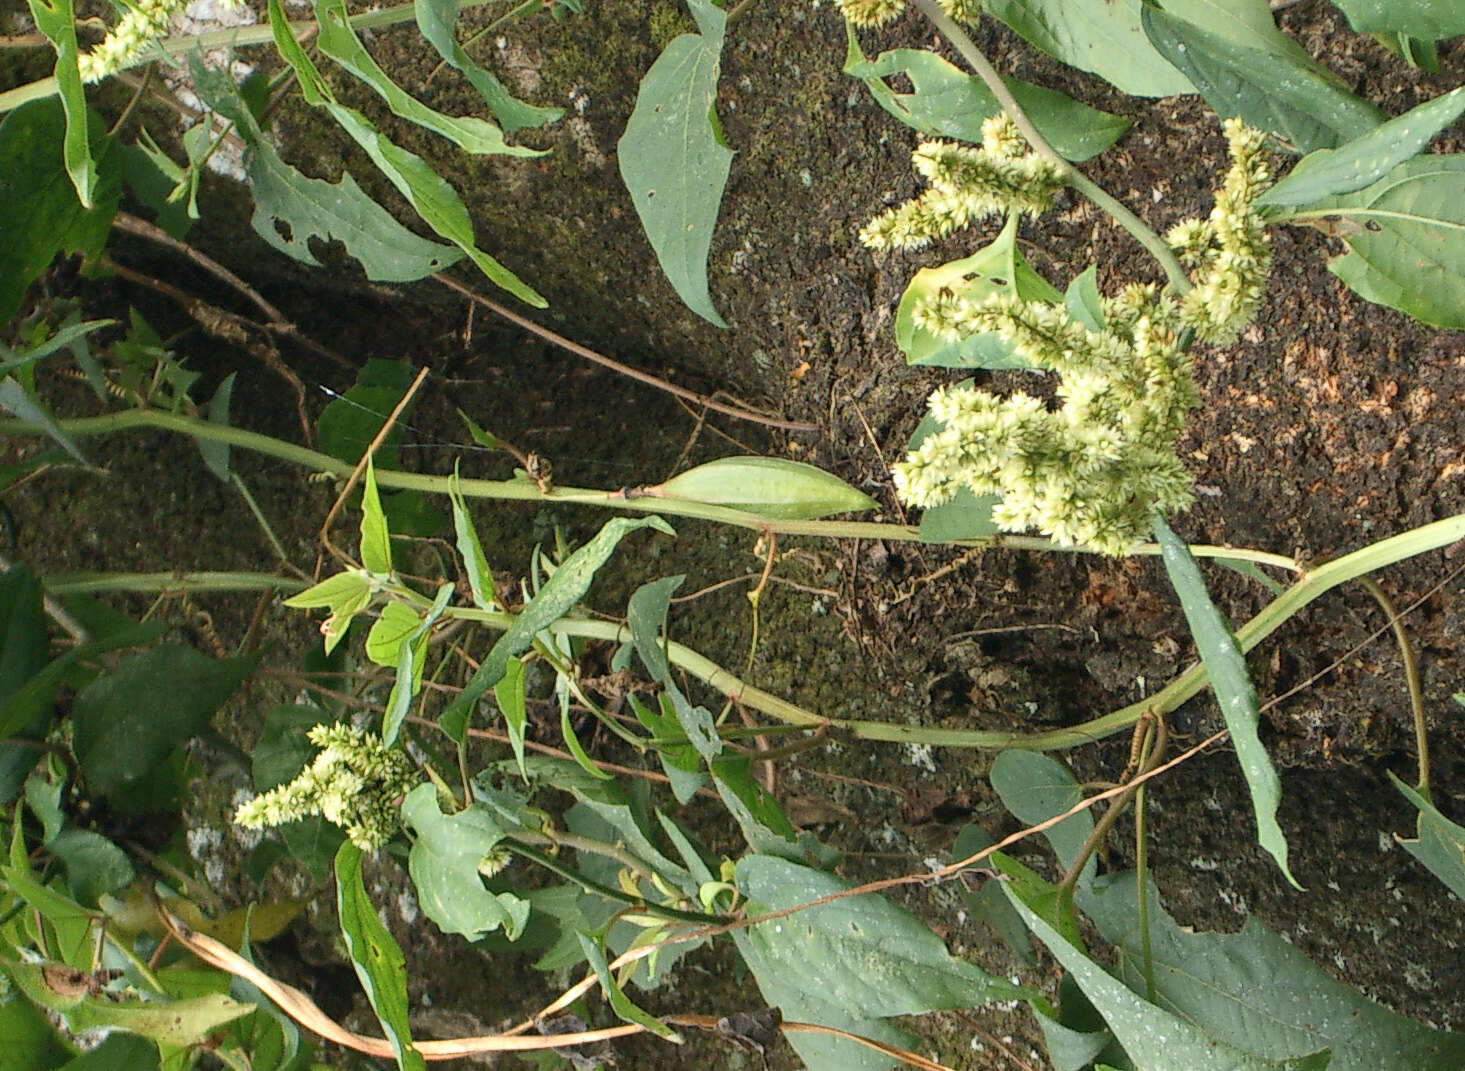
844;33;1127;162
1154;516;1298;887
617;0;732;327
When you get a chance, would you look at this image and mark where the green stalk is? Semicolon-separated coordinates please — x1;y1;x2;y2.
0;1;436;114
910;0;1192;294
0;409;1301;570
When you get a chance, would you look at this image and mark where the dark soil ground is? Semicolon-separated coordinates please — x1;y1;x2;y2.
5;1;1465;1068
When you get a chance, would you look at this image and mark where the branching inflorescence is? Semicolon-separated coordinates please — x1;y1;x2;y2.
76;0;240;84
234;723;416;851
879;118;1273;554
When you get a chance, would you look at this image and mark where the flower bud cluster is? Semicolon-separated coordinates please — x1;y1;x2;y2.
1167;119;1273;343
834;0;980;29
860;116;1064;251
885;119;1273;554
234;723;416;852
77;0;238;84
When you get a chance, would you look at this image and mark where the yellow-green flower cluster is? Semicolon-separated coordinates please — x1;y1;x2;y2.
234;724;416;852
895;293;1198;554
1168;118;1273;343
860;116;1064;251
833;0;980;28
77;0;237;84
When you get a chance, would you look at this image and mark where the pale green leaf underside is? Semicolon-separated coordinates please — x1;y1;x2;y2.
1281;155;1465;329
1154;516;1297;887
1261;85;1465;206
617;0;732;327
1329;0;1465;41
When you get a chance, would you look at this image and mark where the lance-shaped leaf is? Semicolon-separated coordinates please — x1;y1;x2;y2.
1081;871;1465;1070
617;0;732;327
400;785;529;941
26;0;95;207
1142;5;1381;154
1154;516;1298;888
190;57;461;282
651;456;876;519
1269;154;1465;329
413;0;561;133
267;0;545;306
335;842;426;1071
1006;885;1329;1070
844;31;1127;162
896;214;1062;370
449;464;495;610
1260;85;1465;207
1329;0;1465;40
439;515;674;738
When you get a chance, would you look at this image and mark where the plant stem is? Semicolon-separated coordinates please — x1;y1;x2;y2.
910;0;1192;293
1357;576;1429;796
0;408;1302;570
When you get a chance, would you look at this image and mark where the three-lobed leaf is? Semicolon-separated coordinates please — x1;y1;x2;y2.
617;0;733;327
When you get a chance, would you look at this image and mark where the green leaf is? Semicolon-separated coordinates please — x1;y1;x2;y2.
381;584;449;746
617;0;733;327
440;516;674;737
735;855;1025;1071
196;372;236;482
251;705;331;791
1390;772;1465;900
312;0;540;156
359;458;393;574
400;785;529;941
450;465;495;610
843;32;1127;162
366;603;420;667
895;214;1062;369
72;646;257;795
989;750;1093;884
1063;265;1106;332
334;842;426;1071
1272;155;1465;329
1328;0;1465;40
0;996;70;1070
316;359;416;471
491;657;529;779
48;830;133;907
281;570;371;611
0;565;48;707
413;0;562;133
190;58;461;283
1141;6;1381;154
57;1033;158;1070
1082;872;1465;1070
0;94;118;302
26;0;95;208
654;456;877;519
0;377;90;467
267;0;545;306
1006;886;1324;1070
1154;516;1297;887
949;824;1035;969
982;0;1193;97
576;932;682;1041
1261;86;1465;207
